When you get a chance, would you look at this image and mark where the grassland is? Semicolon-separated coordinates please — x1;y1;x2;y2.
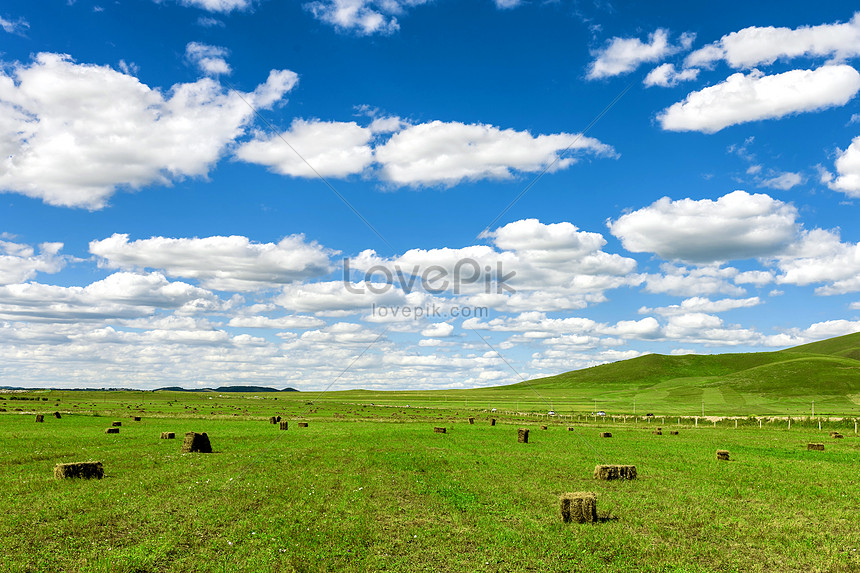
1;389;859;573
3;334;860;571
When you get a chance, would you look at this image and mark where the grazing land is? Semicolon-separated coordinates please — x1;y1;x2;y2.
2;333;859;572
1;391;859;572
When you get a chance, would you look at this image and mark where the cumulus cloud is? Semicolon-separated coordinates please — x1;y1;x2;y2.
227;315;325;329
421;322;454;338
0;241;67;285
90;234;334;291
644;63;699;87
0;272;219;322
374;120;615;186
185;42;231;76
304;0;430;35
608;190;799;263
824;136;860;196
235;119;374;178
642;265;746;297
643;296;761;316
658;65;860;133
0;53;297;208
587;29;694;79
686;12;860;69
775;229;860;294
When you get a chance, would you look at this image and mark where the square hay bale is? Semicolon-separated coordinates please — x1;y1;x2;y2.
54;461;104;480
433;427;447;434
160;432;175;439
105;427;119;434
716;450;730;461
269;416;278;424
599;432;612;438
540;425;548;430
181;432;212;453
35;414;44;423
518;428;529;443
297;422;309;428
469;417;474;424
656;427;662;431
808;443;825;451
279;421;288;430
490;419;496;426
53;412;62;419
568;427;575;431
593;464;637;480
111;421;121;427
653;430;662;435
559;492;597;524
832;433;844;439
133;416;141;422
670;431;679;435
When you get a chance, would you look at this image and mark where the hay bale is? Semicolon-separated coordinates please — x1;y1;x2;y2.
599;432;612;438
269;416;278;424
653;430;662;435
808;443;825;451
35;414;44;423
568;427;575;431
559;492;597;524
518;428;529;443
716;450;730;461
593;464;637;480
53;412;62;419
540;425;548;430
279;421;288;430
670;431;679;435
832;433;844;439
181;432;212;453
297;422;309;428
433;427;447;434
105;427;119;434
133;416;141;422
160;432;175;439
490;418;496;426
54;461;104;480
656;427;662;431
111;421;121;427
468;417;474;424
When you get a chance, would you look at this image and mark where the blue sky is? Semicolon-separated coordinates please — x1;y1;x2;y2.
1;0;860;390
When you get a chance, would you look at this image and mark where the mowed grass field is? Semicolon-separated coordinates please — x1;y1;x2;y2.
1;391;859;572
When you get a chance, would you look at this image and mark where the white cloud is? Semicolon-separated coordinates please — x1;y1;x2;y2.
227;315;325;329
825;136;860;196
642;265;746;297
734;270;774;286
0;241;67;285
658;65;860;133
775;229;860;294
758;171;803;190
494;0;521;8
645;296;761;316
0;53;297;209
375;120;615;186
644;63;700;87
662;312;760;346
850;301;860;310
608;190;799;263
0;272;219;322
90;234;334;291
420;322;454;337
686;12;860;69
275;280;410;315
235;119;374;178
176;0;255;12
0;15;29;35
185;42;231;76
304;0;430;36
587;29;694;79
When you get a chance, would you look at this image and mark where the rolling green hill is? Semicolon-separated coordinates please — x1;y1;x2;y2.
492;331;860;415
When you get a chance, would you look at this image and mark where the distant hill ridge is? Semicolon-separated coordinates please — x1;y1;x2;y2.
506;331;860;410
154;386;298;393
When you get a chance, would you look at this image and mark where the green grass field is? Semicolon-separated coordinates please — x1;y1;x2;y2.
2;390;858;573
